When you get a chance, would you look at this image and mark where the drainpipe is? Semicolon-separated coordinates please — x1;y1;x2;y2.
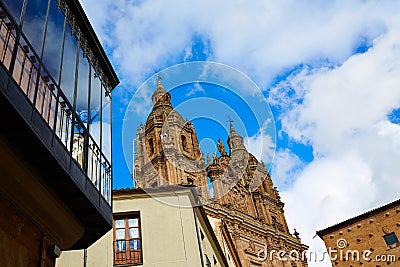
83;248;87;267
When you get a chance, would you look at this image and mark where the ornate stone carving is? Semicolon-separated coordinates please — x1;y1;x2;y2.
245;240;256;254
217;139;227;156
212;151;218;164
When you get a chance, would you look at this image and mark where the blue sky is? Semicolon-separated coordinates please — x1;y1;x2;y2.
81;0;400;265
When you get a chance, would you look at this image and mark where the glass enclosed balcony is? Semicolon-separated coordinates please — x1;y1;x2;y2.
0;0;118;249
0;0;116;204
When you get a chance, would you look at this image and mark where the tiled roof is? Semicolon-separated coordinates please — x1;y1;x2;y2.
316;198;400;237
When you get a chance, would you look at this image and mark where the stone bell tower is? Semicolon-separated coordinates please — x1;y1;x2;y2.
134;77;208;189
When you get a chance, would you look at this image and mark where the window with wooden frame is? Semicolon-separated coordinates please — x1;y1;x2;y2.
113;214;142;265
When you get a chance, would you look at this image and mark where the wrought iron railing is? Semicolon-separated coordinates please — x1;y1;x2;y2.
0;6;111;205
113;241;142;265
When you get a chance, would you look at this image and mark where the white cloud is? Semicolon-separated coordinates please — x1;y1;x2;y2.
185;82;205;96
282;28;400;150
274;18;400;266
244;119;275;165
271;149;304;190
282;154;378;265
80;0;398;89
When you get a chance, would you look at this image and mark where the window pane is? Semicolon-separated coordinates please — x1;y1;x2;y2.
72;125;85;168
11;41;25;85
101;86;111;161
2;0;24;24
128;218;138;227
76;49;89;123
129;228;139;239
22;0;49;54
130;240;140;250
116;240;125;251
384;233;399;246
42;0;65;81
60;23;77;104
89;67;101;145
19;44;34;94
116;229;125;239
0;23;16;69
115;219;124;228
87;133;101;189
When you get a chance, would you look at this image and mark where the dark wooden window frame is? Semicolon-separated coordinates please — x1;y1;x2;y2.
113;213;143;266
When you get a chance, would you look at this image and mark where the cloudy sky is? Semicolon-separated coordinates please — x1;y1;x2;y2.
81;0;400;265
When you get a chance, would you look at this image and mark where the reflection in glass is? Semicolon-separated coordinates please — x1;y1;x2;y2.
27;58;38;103
42;0;65;81
34;69;57;128
0;21;15;69
22;0;49;54
55;98;72;149
12;40;26;85
89;67;101;145
72;121;85;169
60;23;77;104
88;70;101;190
116;229;125;239
18;41;34;95
130;240;140;250
129;228;139;239
115;219;124;228
76;49;89;123
116;240;125;251
128;219;139;227
2;0;24;24
100;83;111;203
101;88;111;161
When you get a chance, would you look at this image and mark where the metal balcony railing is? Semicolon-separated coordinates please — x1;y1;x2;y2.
0;7;111;205
113;241;142;265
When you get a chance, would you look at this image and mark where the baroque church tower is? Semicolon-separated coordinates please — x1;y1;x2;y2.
134;78;208;189
134;78;308;267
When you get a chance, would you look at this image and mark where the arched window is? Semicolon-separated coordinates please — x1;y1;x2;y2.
181;135;187;151
148;138;154;154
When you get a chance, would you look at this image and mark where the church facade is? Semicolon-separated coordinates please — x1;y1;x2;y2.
134;78;309;267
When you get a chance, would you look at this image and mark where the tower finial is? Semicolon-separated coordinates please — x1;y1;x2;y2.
227;116;235;133
157;73;163;85
152;74;169;105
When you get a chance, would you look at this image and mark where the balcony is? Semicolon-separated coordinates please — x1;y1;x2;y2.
0;0;118;249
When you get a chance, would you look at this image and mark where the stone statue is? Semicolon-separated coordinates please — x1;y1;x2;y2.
212;152;218;164
293;228;300;239
206;153;211;165
217;139;227;155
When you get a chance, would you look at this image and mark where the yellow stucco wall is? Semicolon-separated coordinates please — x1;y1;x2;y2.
57;190;228;267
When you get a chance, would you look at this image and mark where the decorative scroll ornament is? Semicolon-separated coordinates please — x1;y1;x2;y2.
57;0;112;95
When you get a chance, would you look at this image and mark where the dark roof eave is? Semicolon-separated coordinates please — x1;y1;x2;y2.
66;0;119;89
316;198;400;238
113;185;200;198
